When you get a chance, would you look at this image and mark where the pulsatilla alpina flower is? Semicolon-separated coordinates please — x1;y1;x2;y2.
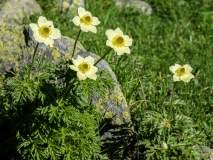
72;7;100;33
70;56;98;80
29;16;61;47
161;141;168;149
169;64;194;82
106;27;133;55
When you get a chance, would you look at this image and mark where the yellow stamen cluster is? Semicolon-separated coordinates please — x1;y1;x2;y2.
163;121;170;128
112;35;125;47
78;62;91;73
80;15;92;25
39;25;52;38
176;67;186;76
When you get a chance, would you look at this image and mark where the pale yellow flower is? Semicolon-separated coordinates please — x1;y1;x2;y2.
106;27;133;55
70;56;98;80
169;64;194;82
160;119;170;128
72;7;100;33
29;16;61;47
161;141;168;149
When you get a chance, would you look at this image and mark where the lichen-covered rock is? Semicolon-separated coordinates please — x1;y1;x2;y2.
58;0;84;14
114;0;152;15
193;145;213;160
0;0;42;25
0;22;134;156
0;21;84;75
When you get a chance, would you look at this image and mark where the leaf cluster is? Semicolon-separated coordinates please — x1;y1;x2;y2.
0;58;114;159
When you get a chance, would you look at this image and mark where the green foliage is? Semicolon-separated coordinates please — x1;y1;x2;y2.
1;0;213;159
0;57;114;159
135;96;206;159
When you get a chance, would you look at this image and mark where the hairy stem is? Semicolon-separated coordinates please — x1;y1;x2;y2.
28;42;39;81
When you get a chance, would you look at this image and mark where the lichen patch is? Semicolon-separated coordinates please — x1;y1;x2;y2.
105;111;113;119
110;85;127;106
122;111;131;122
115;118;122;125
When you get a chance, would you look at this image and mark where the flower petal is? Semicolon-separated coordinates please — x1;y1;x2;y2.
78;7;86;17
92;17;100;25
73;16;80;26
84;11;92;17
106;40;113;48
49;28;61;39
180;73;194;82
79;24;89;32
80;24;95;32
114;27;124;36
90;66;98;73
84;56;95;65
123;35;133;46
70;65;80;72
46;20;54;28
72;56;84;67
169;64;182;74
183;64;193;73
106;29;116;41
33;32;46;43
85;68;97;80
29;23;39;32
114;46;130;55
77;72;87;80
173;75;180;82
88;25;97;33
80;23;97;33
43;38;54;47
38;16;47;27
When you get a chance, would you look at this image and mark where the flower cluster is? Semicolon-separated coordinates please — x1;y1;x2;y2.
29;8;134;81
70;8;134;80
29;8;195;83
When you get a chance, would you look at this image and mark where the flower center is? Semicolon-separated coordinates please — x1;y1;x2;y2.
78;62;91;73
176;67;186;76
164;121;170;128
112;35;125;47
80;15;92;25
39;25;52;38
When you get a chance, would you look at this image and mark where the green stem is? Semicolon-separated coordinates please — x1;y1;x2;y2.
28;42;39;80
57;79;75;106
71;29;81;58
94;48;112;66
168;82;178;119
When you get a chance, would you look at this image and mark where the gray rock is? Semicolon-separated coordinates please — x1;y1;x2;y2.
0;0;42;25
0;21;84;75
193;145;213;160
114;0;152;15
58;0;85;14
